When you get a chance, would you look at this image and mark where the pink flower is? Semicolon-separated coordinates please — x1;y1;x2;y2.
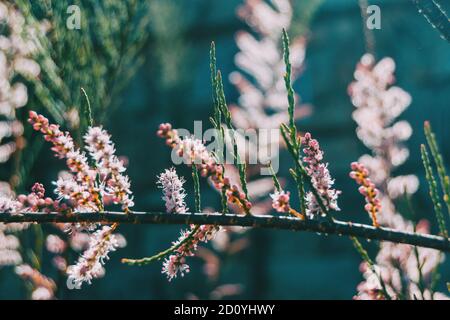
45;235;67;254
301;132;340;218
157;124;252;214
162;255;190;281
84;126;134;211
270;190;291;213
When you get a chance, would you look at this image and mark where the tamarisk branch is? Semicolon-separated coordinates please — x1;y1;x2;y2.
1;211;449;252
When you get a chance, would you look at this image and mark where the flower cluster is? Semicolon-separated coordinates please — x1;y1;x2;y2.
29;111;102;213
271;190;291;212
270;190;304;219
157;123;252;214
26;111;132;287
301;132;340;218
67;225;124;288
349;162;381;227
157;168;188;213
29;111;134;213
349;55;447;300
348;53;416;190
0;183;61;267
0;195;23;266
162;224;217;281
15;264;56;300
84;127;134;211
17;182;66;213
0;2;44;169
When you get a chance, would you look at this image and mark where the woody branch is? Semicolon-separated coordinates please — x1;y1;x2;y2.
1;211;449;252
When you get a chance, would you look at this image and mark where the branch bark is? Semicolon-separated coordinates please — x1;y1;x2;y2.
1;211;449;251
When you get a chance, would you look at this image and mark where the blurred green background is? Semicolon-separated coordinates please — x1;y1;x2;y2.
1;0;449;299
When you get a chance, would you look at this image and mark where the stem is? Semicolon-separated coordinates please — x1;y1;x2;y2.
80;87;94;127
192;166;201;213
2;212;449;252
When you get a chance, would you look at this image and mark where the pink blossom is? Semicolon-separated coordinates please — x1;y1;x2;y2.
84;126;134;211
45;235;66;254
158;124;252;214
67;226;121;288
270;190;291;213
301;132;340;218
157;168;188;213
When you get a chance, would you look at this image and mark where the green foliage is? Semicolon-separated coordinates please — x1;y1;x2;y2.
214;71;250;201
421;144;448;237
192;166;201;213
424;121;450;218
17;0;151;123
281;30;306;214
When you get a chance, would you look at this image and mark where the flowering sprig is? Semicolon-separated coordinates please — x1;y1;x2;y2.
301;133;341;218
349;162;381;227
157;123;252;214
84;127;134;211
67;225;121;288
161;224;217;281
228;0;309;203
123;167;219;280
349;55;447;300
28;111;102;213
28;111;134;214
26;111;133;287
1;182;69;270
0;220;22;266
